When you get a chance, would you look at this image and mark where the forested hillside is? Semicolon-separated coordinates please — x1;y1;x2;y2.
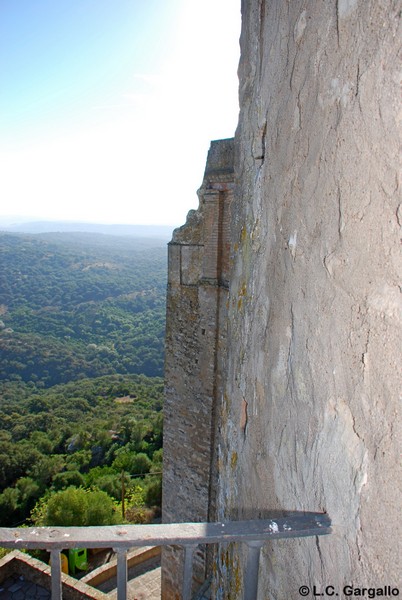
0;232;168;528
0;232;167;385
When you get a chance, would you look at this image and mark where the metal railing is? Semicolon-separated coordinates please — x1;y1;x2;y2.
0;511;331;600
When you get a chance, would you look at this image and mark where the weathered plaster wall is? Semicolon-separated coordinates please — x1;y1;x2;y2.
214;0;401;598
162;139;234;598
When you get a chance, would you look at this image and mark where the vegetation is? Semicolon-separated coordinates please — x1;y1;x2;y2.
0;374;164;526
0;232;167;385
33;488;119;527
0;232;167;527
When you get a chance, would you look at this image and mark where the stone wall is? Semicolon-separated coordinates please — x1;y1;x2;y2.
214;0;402;598
162;139;234;598
0;550;107;599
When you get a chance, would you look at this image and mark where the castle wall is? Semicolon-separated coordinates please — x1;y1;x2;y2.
214;1;402;597
162;139;234;598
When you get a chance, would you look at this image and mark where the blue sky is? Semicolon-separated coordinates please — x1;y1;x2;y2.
0;0;240;227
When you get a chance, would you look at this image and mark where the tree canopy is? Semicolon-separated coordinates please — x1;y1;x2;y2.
0;232;167;384
0;232;167;528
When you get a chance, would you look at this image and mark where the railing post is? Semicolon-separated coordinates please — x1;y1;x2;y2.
49;549;62;600
115;548;128;600
243;542;264;600
182;544;197;600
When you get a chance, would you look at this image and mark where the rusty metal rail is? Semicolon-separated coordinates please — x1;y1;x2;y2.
0;511;331;600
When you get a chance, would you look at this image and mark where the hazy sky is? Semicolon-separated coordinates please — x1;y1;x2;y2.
0;0;240;227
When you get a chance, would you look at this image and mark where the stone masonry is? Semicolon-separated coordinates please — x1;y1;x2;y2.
213;1;402;598
163;1;401;598
162;139;234;598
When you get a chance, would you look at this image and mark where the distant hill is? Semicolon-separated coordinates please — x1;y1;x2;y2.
0;219;174;240
0;231;167;386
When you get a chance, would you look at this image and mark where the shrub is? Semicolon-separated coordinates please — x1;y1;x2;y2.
34;487;120;527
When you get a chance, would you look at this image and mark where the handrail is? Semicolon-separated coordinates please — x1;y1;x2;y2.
0;512;331;600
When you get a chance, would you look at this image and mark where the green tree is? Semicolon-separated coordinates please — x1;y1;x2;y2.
131;453;152;475
65;450;92;473
52;471;85;491
28;455;65;491
144;478;162;508
16;477;40;514
0;488;19;525
92;473;128;501
29;431;54;454
35;487;119;527
112;450;151;475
